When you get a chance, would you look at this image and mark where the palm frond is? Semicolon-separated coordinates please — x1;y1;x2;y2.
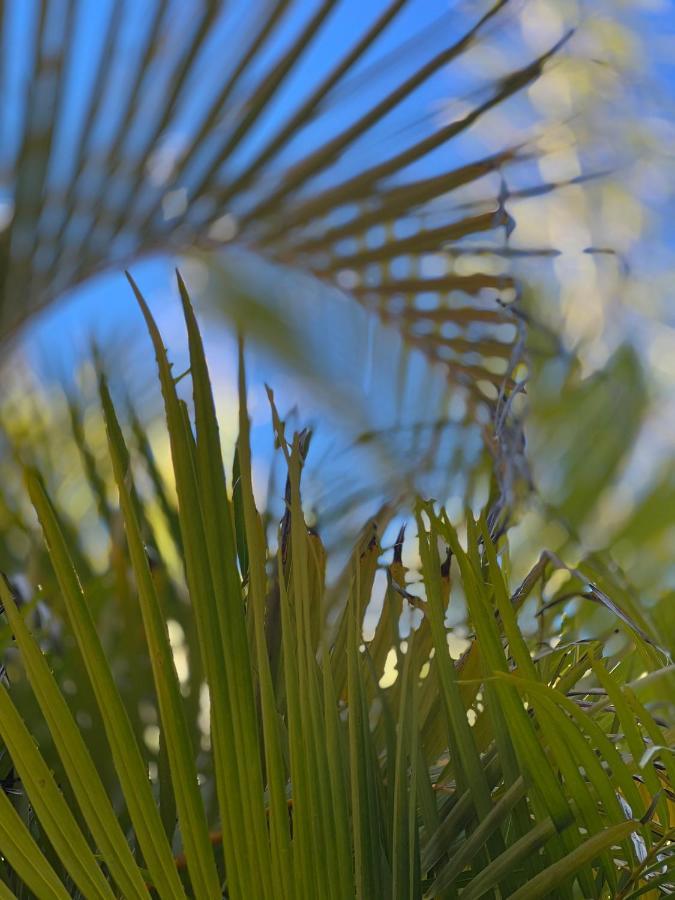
0;0;568;406
0;277;671;898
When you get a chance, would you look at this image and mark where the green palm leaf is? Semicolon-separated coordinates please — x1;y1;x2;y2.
0;279;670;897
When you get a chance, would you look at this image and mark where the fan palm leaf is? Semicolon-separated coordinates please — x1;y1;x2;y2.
0;0;567;408
0;279;671;897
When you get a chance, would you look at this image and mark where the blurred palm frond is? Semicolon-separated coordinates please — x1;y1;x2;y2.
0;0;568;406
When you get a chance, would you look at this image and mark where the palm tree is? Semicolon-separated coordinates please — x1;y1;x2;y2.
0;2;672;897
